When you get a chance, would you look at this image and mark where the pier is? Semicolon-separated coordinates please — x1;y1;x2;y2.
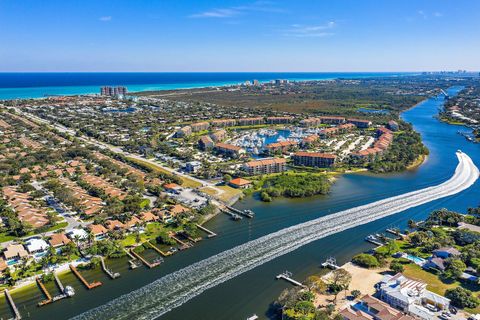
36;277;53;306
171;235;192;250
275;271;306;288
321;257;339;269
130;249;162;268
54;272;64;293
100;256;120;279
225;205;254;218
220;207;242;220
386;228;407;239
147;241;172;257
4;289;21;320
70;264;103;289
365;235;383;246
196;224;217;238
124;249;142;269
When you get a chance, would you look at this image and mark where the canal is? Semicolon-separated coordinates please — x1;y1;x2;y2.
2;86;479;320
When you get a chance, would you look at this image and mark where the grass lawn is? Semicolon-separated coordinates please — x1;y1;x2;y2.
216;185;243;202
0;233;16;243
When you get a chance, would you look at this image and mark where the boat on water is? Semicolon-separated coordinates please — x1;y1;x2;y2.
246;315;259;320
64;285;75;297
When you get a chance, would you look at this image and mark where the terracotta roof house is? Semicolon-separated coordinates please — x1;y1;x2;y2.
88;224;108;236
229;178;252;189
106;220;126;231
140;211;159;222
169;204;190;216
49;233;72;248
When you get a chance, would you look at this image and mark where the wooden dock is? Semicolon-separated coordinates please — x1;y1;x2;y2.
130;249;162;268
275;271;306;288
100;256;120;279
54;272;64;293
196;224;217;238
5;289;21;320
36;277;53;306
171;235;192;250
70;264;102;289
147;241;171;257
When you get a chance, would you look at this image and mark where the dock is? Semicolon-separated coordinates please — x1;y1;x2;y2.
100;256;120;279
386;228;407;239
54;272;64;293
4;289;21;320
147;241;171;257
196;224;217;238
130;249;162;268
69;264;102;289
171;235;192;250
225;205;254;218
321;257;340;269
275;271;306;288
220;207;242;220
124;249;142;269
36;277;53;306
365;235;383;247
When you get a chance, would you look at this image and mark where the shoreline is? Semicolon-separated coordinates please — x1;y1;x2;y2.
406;153;428;170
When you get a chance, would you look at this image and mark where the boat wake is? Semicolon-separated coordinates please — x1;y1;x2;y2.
72;152;479;320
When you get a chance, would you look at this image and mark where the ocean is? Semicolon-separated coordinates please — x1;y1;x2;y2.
0;72;414;100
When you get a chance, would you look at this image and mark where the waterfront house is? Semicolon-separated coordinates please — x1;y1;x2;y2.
229;178;252;189
378;273;450;317
3;244;28;260
340;295;414;320
432;247;461;259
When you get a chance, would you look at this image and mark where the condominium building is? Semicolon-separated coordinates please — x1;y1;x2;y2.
243;158;287;175
265;140;298;154
190;122;210;132
100;86;127;96
198;135;214;150
175;126;192;138
319;116;346;124
266;116;294;124
215;143;245;158
237;117;264;126
210;129;227;142
348;118;372;128
211;119;237;128
299;118;321;127
293;151;336;167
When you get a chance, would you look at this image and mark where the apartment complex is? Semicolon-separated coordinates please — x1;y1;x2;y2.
243;158;287;175
293;151;336;167
348;118;372;128
190;121;210;132
266;116;293;124
237;117;264;126
211;119;237;128
265;140;298;154
215;143;245;158
175;126;192;138
299;117;321;127
198;135;214;150
319;116;346;124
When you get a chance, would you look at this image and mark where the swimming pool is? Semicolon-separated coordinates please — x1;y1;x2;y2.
406;254;426;265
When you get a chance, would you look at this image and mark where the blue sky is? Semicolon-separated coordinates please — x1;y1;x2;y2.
0;0;479;72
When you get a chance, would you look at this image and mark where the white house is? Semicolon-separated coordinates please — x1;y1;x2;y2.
25;238;49;254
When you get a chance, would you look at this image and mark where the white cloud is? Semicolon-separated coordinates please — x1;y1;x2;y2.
99;16;112;22
283;21;336;38
433;12;444;18
189;1;284;18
